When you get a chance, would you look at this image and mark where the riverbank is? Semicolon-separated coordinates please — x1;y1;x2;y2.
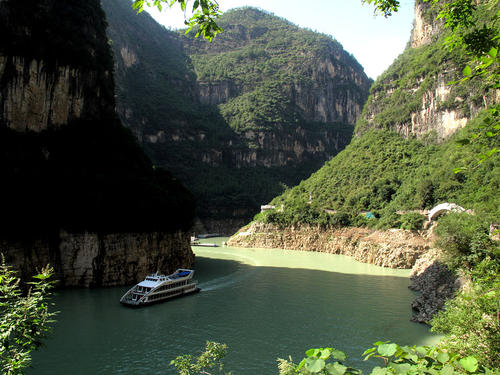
228;222;432;269
228;222;459;323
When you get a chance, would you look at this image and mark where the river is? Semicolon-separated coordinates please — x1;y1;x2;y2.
30;237;438;374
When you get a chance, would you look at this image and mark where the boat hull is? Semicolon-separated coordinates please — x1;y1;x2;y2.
120;286;201;307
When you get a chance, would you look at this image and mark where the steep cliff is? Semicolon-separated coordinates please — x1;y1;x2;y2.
1;231;193;287
0;0;195;286
355;0;497;139
102;1;371;233
0;0;115;131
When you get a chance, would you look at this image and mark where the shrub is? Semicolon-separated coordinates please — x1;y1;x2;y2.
434;213;495;270
399;213;425;231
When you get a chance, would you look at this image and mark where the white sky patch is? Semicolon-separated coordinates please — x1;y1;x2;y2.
146;0;416;79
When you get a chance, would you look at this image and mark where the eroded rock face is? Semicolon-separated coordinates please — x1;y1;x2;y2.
0;55;114;132
228;222;431;269
410;0;442;48
358;0;495;140
409;252;462;323
1;231;194;287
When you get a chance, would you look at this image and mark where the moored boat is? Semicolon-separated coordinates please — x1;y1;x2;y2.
120;269;200;306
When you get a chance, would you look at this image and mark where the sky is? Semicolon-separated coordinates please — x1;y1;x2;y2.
146;0;416;79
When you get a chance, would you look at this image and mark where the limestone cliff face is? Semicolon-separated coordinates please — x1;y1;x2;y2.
0;0;195;286
0;55;114;132
0;0;116;131
410;0;442;48
356;0;495;139
197;56;369;126
1;231;194;287
192;124;348;168
286;62;367;126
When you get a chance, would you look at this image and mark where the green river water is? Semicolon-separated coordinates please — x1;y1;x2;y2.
29;238;438;375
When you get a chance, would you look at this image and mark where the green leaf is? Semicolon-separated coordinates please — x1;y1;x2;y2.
459;356;478;373
463;65;472;77
305;357;326;373
297;358;306;370
331;349;347;362
415;346;427;356
326;362;348;375
306;348;320;357
437;352;450;364
320;348;332;360
370;366;390;375
389;362;412;374
441;364;454;375
488;47;498;59
377;343;397;357
362;348;377;356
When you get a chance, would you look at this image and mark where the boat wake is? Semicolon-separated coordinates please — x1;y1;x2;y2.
198;266;257;292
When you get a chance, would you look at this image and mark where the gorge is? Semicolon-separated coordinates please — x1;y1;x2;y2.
1;0;498;372
102;0;372;233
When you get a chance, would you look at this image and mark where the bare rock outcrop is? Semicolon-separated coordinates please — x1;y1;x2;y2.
408;249;462;323
228;222;432;269
1;231;194;287
0;56;114;132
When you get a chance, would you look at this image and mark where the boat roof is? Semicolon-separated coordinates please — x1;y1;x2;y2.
137;269;193;287
138;280;160;288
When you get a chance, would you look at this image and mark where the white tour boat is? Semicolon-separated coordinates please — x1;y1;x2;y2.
120;269;200;306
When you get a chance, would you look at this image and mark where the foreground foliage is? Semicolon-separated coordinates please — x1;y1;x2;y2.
431;213;500;369
0;260;56;375
171;341;233;375
171;341;500;375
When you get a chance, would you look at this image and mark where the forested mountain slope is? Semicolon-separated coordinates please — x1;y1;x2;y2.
102;0;372;233
356;0;498;139
255;0;499;228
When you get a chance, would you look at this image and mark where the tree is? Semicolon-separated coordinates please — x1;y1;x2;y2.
132;0;223;40
170;341;232;375
0;258;56;375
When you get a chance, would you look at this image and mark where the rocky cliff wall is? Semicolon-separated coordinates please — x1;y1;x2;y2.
0;0;195;287
1;231;194;287
228;222;432;269
356;0;495;140
410;0;442;48
408;249;462;323
196;56;369;127
0;55;114;131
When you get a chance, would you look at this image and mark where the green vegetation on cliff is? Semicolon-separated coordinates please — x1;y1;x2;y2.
355;0;498;137
0;0;113;71
103;1;370;228
186;7;370;133
259;112;498;230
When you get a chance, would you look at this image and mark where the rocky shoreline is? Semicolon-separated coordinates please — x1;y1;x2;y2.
1;230;194;288
228;222;459;323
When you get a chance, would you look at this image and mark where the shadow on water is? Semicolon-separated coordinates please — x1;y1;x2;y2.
30;252;438;375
